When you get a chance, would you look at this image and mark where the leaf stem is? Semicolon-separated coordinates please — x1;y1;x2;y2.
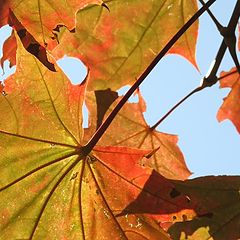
218;69;238;80
82;0;217;155
149;86;203;130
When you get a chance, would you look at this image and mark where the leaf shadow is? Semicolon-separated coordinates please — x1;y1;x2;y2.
118;171;240;240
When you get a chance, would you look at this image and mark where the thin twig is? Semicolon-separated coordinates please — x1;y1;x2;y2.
201;0;240;87
149;86;203;130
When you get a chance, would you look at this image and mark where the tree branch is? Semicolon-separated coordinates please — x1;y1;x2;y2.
201;0;240;87
199;0;240;72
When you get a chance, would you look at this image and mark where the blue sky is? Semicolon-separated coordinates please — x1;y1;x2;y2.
0;0;239;178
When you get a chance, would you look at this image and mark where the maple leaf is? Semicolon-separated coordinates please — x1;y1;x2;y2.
84;90;191;180
168;176;240;240
1;1;239;239
217;67;240;133
1;0;199;90
1;22;239;240
52;0;199;90
0;30;182;240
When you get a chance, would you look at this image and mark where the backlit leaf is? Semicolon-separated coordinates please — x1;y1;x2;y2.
92;146;204;230
217;67;240;133
0;32;86;239
1;1;238;239
84;90;191;180
53;0;198;90
0;29;178;240
0;34;85;144
8;10;56;71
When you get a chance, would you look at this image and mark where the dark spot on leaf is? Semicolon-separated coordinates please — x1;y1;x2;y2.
70;172;78;181
27;43;40;56
45;62;56;72
27;44;56;71
169;188;181;198
51;33;59;43
70;28;75;33
51;25;64;43
87;155;96;164
182;214;187;221
8;9;55;71
2;91;7;96
83;177;89;183
17;29;26;38
172;216;177;221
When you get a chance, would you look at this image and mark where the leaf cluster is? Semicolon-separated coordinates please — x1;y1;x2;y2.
0;0;239;239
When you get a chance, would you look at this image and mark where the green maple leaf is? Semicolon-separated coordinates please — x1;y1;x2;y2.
0;32;174;240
